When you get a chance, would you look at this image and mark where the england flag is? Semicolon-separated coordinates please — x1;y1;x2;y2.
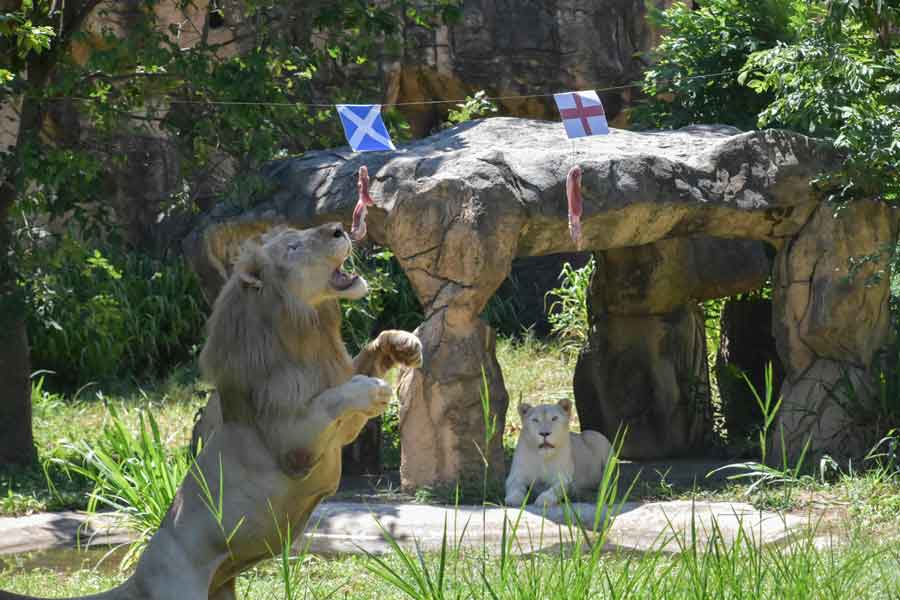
553;91;609;138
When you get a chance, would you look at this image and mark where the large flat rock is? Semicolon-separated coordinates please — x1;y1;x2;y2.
0;501;812;559
184;118;835;302
0;511;131;556
303;500;810;555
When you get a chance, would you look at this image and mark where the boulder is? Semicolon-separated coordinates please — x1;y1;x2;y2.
184;118;840;488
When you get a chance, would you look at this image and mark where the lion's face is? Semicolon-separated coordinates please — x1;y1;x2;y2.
239;223;368;305
518;400;572;453
268;223;368;303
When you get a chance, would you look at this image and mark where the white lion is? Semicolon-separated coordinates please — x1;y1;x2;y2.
505;399;612;507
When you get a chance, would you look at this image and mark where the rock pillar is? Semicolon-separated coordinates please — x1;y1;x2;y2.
772;200;898;460
388;177;525;490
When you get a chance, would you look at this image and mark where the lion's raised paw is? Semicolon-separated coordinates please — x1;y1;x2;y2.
379;330;423;368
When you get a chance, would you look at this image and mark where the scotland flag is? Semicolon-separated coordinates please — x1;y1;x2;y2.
336;104;396;152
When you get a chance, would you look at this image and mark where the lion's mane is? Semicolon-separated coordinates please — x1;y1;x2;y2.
198;235;351;425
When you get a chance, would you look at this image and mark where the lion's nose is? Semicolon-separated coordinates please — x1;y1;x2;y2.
540;432;551;438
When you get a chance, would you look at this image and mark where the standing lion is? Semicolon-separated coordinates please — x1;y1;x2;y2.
0;223;422;600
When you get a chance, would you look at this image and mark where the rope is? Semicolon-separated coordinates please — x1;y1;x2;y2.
28;70;739;109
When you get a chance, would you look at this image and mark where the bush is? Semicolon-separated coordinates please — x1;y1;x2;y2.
21;234;206;387
633;0;800;130
341;247;423;355
742;1;900;204
56;405;193;570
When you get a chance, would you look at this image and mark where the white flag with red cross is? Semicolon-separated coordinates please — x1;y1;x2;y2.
553;90;609;138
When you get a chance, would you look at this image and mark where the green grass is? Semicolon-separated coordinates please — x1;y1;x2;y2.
6;336;900;598
3;524;900;599
0;367;208;517
496;335;579;445
9;336;900;523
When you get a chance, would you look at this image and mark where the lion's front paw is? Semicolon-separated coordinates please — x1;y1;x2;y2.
379;330;424;369
348;375;392;415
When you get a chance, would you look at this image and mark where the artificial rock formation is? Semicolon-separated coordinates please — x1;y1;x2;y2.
771;199;898;460
185;117;870;487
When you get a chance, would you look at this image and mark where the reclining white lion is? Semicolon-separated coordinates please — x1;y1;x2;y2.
0;223;422;600
505;399;612;507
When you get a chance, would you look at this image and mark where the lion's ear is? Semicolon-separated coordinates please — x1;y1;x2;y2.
518;403;532;418
558;399;572;415
238;269;263;291
235;245;266;291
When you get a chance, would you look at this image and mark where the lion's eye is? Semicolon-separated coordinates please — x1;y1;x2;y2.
531;418;539;424
287;242;300;251
551;416;558;422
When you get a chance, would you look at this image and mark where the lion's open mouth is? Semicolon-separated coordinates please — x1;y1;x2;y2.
539;442;555;449
330;261;359;291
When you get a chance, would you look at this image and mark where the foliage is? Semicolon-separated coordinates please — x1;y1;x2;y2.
711;362;812;509
7;525;900;600
54;405;193;570
545;258;594;356
0;5;53;86
380;399;402;471
741;0;900;203
634;0;801;130
341;247;423;356
444;90;498;127
639;0;900;206
0;375;93;516
19;232;205;386
1;369;206;517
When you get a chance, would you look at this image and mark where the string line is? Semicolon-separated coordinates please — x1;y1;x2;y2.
26;70;739;109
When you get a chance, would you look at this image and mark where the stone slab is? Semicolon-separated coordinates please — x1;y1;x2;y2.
0;511;132;555
0;500;811;558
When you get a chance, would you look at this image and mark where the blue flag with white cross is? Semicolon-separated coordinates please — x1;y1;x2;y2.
336;104;396;152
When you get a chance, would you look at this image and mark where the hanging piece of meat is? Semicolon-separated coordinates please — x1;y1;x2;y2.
351;165;375;241
566;165;583;249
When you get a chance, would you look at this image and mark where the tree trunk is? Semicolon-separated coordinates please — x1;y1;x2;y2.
0;187;35;466
0;1;104;466
0;67;51;467
0;89;36;465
